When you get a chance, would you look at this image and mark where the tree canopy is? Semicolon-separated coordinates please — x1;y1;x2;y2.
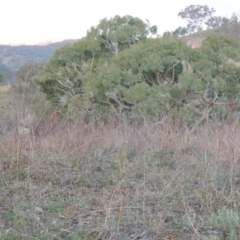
34;14;240;125
178;4;216;33
87;15;157;55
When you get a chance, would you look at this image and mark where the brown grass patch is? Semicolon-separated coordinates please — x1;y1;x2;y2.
1;117;240;239
0;85;11;94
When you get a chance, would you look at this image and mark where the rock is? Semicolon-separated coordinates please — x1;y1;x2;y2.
34;207;43;213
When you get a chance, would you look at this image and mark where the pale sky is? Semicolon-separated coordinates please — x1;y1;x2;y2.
0;0;239;45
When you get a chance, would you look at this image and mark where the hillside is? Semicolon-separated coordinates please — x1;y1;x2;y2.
183;22;240;48
0;39;78;82
2;15;240;239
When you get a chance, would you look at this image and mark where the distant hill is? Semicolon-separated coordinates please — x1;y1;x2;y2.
0;39;78;82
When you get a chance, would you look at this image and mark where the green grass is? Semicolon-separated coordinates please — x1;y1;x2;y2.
1;117;240;239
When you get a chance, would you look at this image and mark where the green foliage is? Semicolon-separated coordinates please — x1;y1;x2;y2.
201;33;240;63
34;14;240;122
114;38;192;84
178;72;204;91
88;38;197;116
35;38;110;117
35;16;157;115
87;15;157;55
209;208;240;238
199;33;240;97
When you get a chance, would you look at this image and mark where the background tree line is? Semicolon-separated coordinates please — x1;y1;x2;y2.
165;4;239;37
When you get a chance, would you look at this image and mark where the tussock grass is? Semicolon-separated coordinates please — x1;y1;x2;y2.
1;116;240;239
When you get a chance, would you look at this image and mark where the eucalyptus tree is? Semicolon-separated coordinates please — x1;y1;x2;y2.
87;15;157;55
35;15;157;116
178;4;215;33
205;16;230;29
35;38;103;115
199;33;240;99
84;38;200;117
35;14;240;125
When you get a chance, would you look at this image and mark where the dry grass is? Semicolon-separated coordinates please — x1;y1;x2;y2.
1;116;240;239
0;85;12;94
